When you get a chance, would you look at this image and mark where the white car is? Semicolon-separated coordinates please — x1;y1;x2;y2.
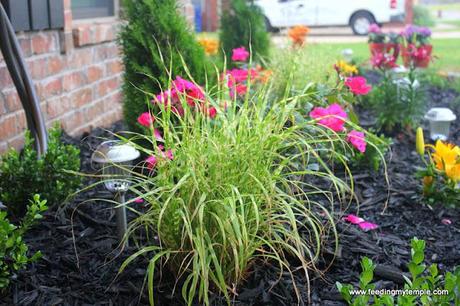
254;0;405;35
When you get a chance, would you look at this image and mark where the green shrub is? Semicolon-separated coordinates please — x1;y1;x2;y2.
0;128;81;219
337;237;460;305
117;77;363;305
219;0;270;63
413;5;436;28
369;68;425;133
0;194;47;291
119;0;212;133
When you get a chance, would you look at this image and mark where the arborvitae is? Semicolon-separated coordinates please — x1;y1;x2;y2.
219;0;270;63
119;0;209;132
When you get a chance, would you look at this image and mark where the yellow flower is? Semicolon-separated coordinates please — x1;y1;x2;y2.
335;60;358;76
415;127;425;156
431;140;460;171
198;38;219;56
446;163;460;182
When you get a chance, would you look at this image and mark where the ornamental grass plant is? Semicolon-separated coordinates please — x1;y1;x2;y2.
112;68;366;305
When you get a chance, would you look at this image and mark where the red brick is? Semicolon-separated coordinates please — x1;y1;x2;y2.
16;111;27;132
70;87;93;108
68;48;93;69
97;77;120;97
0;93;6;115
32;34;52;55
19;37;32;57
87;66;103;83
4;90;21;112
0;66;13;88
73;26;91;47
43;78;63;98
0;114;18;139
63;72;85;92
47;96;70;119
0;142;8;155
95;44;119;61
106;60;123;75
84;100;105;121
49;56;64;74
28;57;49;79
61;111;84;133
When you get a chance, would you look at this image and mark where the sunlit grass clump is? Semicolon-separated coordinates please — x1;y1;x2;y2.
118;80;355;305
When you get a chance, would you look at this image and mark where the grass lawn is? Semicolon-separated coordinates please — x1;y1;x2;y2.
305;38;460;73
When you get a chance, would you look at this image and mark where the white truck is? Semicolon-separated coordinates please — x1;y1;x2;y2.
254;0;406;35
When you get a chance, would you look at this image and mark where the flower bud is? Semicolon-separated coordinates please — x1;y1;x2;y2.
416;127;425;156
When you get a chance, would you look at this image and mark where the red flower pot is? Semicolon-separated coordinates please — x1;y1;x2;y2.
401;44;433;68
369;42;400;61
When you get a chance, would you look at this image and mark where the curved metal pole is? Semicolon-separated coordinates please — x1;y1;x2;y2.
0;3;47;156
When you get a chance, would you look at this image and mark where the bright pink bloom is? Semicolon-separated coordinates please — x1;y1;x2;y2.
137;112;155;127
231;47;250;62
345;77;372;95
358;222;378;231
343;214;378;231
146;155;157;170
371;53;397;69
310;103;348;132
346;130;367;153
134;197;144;203
368;23;382;34
208;107;217;119
343;214;364;224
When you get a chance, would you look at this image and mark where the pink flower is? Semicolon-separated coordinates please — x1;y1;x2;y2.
343;214;378;232
371;53;397;70
134;197;144;203
358;221;378;231
161;149;174;160
145;155;157;170
345;77;372;95
441;218;452;225
309;103;348;132
231;47;250;62
346;130;367;153
154;128;164;142
208;106;217;119
343;214;364;224
368;23;382;34
137;112;155;127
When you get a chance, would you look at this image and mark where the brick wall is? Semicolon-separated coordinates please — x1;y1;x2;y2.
0;0;196;154
0;5;123;154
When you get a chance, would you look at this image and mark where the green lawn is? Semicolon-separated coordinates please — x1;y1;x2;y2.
305;38;460;73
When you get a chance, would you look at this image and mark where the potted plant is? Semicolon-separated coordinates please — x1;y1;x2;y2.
368;24;399;61
401;25;433;68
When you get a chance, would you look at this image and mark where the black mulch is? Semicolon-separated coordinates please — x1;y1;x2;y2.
2;85;460;306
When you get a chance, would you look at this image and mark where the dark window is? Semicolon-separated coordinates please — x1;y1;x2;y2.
71;0;115;19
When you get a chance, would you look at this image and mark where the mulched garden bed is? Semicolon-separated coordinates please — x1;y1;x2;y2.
2;84;460;306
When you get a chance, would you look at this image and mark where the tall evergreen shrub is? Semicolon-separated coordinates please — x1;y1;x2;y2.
119;0;210;132
219;0;270;63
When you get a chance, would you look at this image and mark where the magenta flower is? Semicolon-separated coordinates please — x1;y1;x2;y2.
231;47;250;62
310;103;348;132
134;197;144;203
145;155;157;170
358;222;378;231
207;106;217;119
343;214;378;232
137;112;155;127
154;128;164;142
343;214;364;224
161;149;174;160
345;76;372;95
346;130;367;153
368;23;382;34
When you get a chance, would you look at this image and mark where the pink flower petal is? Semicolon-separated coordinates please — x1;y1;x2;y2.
145;155;157;170
441;218;452;225
134;197;144;203
154;129;164;142
346;130;367;153
358;221;378;231
343;214;365;224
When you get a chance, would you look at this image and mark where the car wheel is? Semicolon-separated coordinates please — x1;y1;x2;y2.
350;12;375;35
